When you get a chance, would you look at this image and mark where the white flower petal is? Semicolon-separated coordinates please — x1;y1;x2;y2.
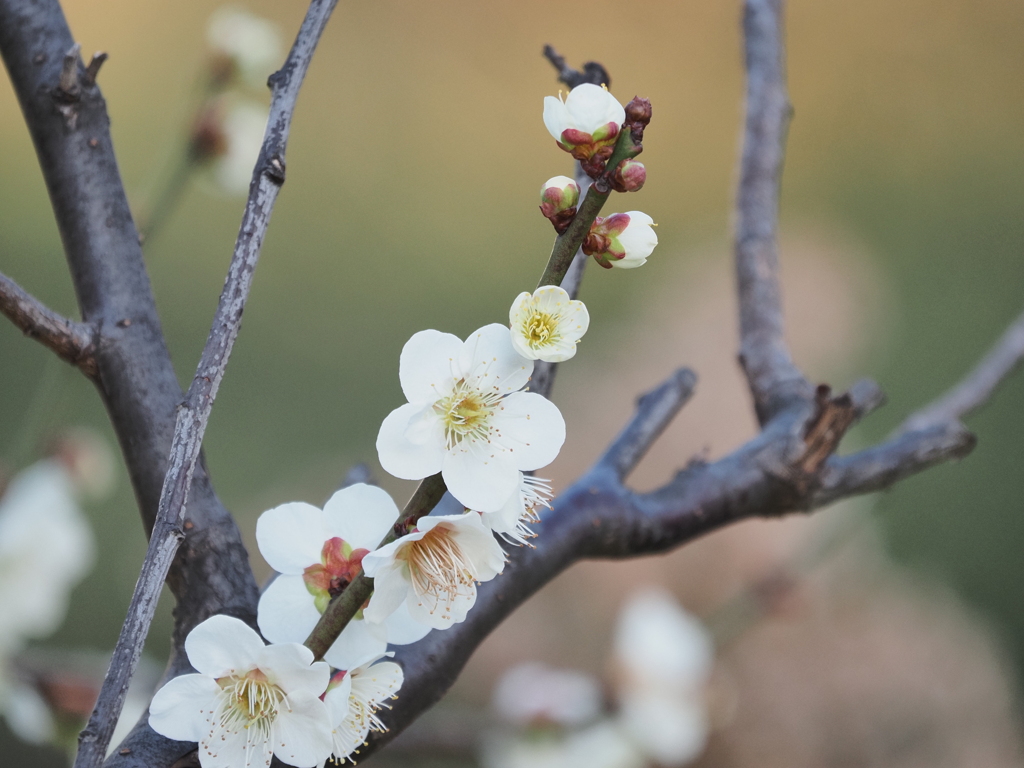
255;501;327;574
543;95;573;140
201;723;267;768
257;574;321;645
323;673;353;726
564;83;625;134
442;442;520;513
148;673;222;743
399;329;461;404
458;323;533;394
272;691;334;768
383;600;432;645
324;618;389;672
256;643;328;697
612;211;658;268
185;615;265;678
407;578;476;629
490;392;566;471
377;403;446;480
323;484;398;551
362;560;410;624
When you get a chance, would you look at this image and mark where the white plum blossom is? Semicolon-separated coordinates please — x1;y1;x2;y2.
478;472;552;547
362;513;506;629
492;662;602;729
206;6;283;90
543;84;626;162
376;323;566;513
509;286;590;363
321;658;403;764
149;615;333;768
0;460;95;642
613;587;715;766
584;212;658;270
256;485;430;672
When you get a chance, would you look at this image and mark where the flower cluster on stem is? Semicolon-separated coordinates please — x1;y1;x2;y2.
147;76;660;765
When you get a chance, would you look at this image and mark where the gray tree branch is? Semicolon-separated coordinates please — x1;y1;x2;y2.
0;269;97;376
71;2;340;766
898;307;1024;434
735;0;812;423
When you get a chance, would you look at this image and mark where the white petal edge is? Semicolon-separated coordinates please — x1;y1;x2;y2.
323;483;399;551
376;403;446;480
257;574;322;645
185;615;265;678
255;502;327;574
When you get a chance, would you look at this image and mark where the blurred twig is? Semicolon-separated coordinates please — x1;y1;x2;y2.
734;0;813;424
898;307;1024;434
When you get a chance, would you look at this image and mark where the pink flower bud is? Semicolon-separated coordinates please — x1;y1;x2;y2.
539;176;580;218
615;160;647;192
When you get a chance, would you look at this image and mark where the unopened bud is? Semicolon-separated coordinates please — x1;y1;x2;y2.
539;175;580;234
540;176;580;217
582;211;657;269
624;96;652;143
613;160;646;193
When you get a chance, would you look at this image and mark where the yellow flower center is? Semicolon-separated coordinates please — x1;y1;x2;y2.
216;669;284;737
525;311;559;348
434;380;501;449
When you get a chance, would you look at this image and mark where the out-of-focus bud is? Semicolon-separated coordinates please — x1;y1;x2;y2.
583;211;658;269
623;96;652;143
189;97;268;196
539;175;580;234
206;7;283;91
543;84;625;176
51;427;115;502
612;160;646;193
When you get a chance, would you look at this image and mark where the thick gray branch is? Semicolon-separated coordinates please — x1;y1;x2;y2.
0;7;259;753
898;307;1024;434
70;2;339;766
0;269;97;376
734;0;812;423
363;372;974;759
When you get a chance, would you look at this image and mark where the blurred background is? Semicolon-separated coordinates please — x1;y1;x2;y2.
1;0;1023;764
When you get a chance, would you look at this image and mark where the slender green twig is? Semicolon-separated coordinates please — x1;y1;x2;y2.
536;129;641;288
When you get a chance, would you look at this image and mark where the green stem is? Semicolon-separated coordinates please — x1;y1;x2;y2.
305;575;374;660
536;129;642;289
302;473;447;661
138;148;197;246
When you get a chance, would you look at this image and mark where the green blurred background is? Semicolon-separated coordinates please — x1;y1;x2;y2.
1;0;1023;761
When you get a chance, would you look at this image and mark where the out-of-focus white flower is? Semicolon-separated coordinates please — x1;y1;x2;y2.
321;659;403;764
583;212;658;270
543;84;625;162
509;286;590;363
492;662;602;729
206;6;283;90
478;473;552;547
0;460;95;642
376;324;566;513
256;485;430;672
483;722;645;768
149;615;333;768
362;513;506;629
211;99;268;196
0;662;55;746
613;587;714;766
